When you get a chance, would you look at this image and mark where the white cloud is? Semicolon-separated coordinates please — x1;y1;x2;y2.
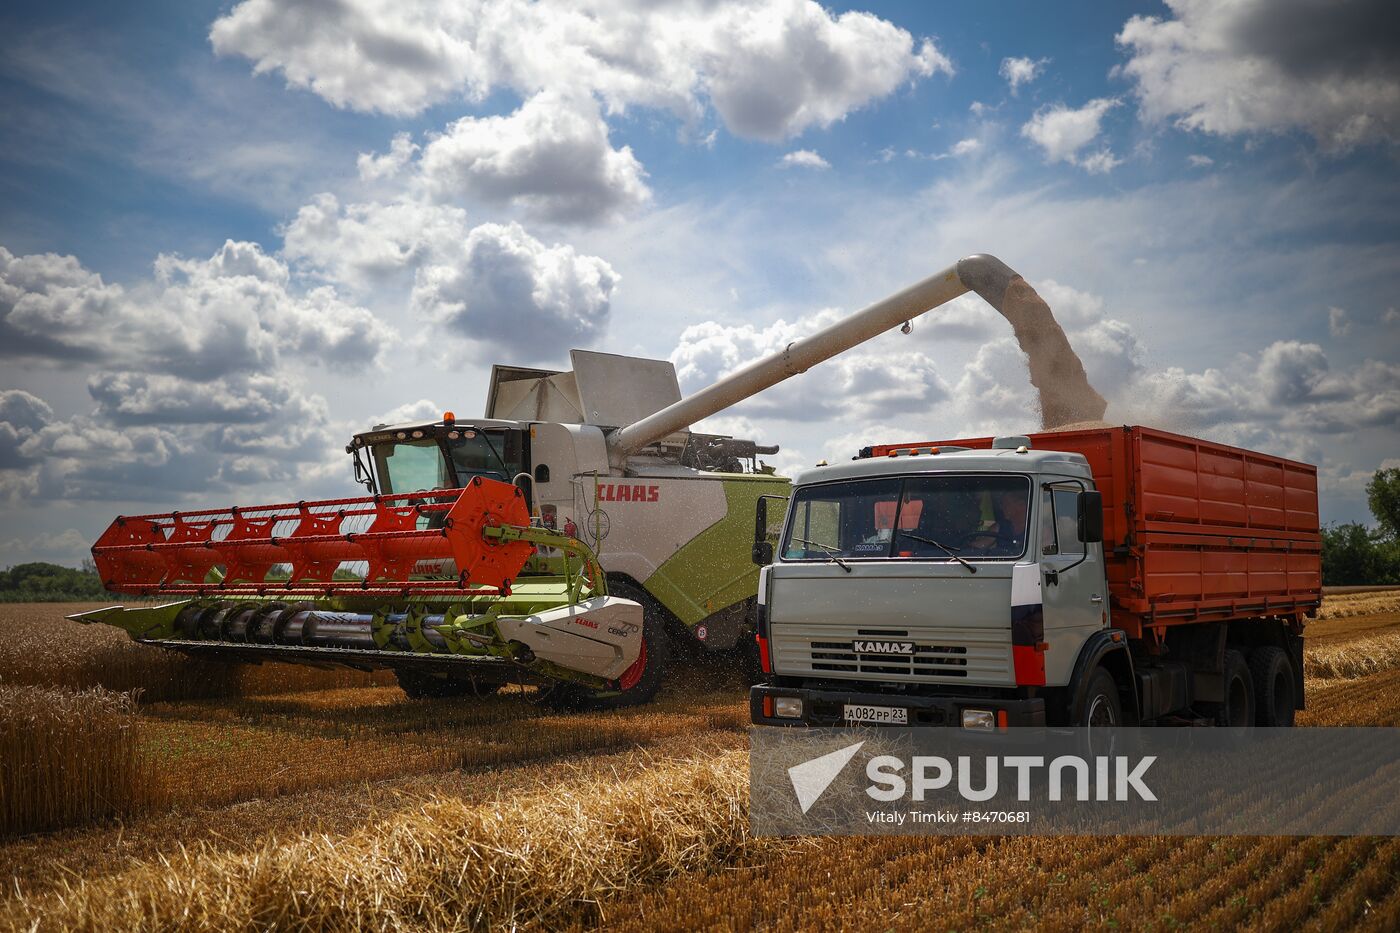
1020;98;1122;171
1328;306;1352;337
411;222;618;361
999;56;1048;93
779;149;831;170
949;138;982;157
357;132;420;181
1078;149;1122;175
210;0;952;141
282;195;470;291
1385;308;1400;325
415;90;650;223
1186;154;1214;168
1117;0;1400;152
1;241;392;377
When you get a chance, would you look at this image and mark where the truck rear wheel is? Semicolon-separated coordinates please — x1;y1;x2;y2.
541;580;669;711
1249;646;1296;727
395;669;504;700
1203;649;1254;728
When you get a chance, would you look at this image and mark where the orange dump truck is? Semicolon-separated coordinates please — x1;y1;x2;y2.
751;425;1321;729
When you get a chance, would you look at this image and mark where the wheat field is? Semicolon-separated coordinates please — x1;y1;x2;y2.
1;592;1398;930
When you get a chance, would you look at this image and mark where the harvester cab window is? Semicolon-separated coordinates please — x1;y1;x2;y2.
375;440;450;495
445;429;526;487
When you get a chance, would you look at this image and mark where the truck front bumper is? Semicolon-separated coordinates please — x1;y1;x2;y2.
750;683;1046;728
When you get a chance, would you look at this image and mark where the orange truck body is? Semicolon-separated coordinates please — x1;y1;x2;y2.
862;425;1322;640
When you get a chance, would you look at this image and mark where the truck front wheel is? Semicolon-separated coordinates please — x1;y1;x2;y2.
1249;646;1296;727
1079;667;1123;727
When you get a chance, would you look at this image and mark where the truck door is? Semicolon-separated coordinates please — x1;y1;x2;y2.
1038;483;1106;684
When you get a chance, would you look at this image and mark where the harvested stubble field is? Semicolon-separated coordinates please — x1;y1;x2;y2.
1;590;1398;931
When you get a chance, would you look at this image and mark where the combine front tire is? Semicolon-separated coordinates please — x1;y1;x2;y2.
395;669;504;700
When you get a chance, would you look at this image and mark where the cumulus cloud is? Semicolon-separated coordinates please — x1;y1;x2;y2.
2;241;391;377
282;195;470;291
999;56;1047;93
778;149;831;170
1020;98;1122;171
411;221;618;361
211;0;951;140
0;241;395;504
416;90;650;223
357;132;420;181
1117;0;1400;152
1187;153;1214;168
86;372;300;426
282;193;619;359
0;389;53;470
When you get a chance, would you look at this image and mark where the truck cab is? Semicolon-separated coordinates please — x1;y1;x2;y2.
751;439;1114;729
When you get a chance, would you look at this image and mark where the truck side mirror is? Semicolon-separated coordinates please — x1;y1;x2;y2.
1078;490;1104;543
752;497;774;565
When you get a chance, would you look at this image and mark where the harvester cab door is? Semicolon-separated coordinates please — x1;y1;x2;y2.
1036;483;1105;680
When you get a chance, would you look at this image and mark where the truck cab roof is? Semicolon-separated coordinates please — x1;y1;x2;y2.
793;446;1092;486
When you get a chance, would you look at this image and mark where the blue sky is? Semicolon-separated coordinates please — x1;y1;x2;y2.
1;0;1397;566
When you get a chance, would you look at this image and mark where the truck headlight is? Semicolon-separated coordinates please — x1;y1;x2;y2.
961;708;995;731
774;697;804;719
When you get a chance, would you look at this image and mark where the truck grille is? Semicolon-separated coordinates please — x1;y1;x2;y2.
773;626;1012;685
810;640;970;677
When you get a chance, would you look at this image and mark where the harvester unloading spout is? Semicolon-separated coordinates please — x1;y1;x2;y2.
605;254;1105;467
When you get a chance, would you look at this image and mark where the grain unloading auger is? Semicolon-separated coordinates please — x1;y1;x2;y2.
74;254;1102;706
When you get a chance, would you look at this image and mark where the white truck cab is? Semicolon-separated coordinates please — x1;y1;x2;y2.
750;440;1111;728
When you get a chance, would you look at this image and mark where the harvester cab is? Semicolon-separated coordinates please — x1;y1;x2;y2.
74;254;1104;709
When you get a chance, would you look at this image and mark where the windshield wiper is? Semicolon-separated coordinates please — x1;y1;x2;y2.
792;537;852;573
895;530;977;574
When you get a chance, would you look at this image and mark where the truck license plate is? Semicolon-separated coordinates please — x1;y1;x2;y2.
843;703;908;724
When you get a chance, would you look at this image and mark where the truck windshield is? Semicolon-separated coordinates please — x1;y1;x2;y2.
781;474;1031;562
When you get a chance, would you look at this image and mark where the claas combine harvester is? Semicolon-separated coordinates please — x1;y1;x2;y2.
74;254;1105;707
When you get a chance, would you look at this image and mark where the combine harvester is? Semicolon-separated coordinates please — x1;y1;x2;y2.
75;255;1103;707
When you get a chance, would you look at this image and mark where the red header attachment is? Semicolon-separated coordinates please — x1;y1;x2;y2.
92;477;533;597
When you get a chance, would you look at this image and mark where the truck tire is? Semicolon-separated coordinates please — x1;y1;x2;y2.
395;669;504;700
1079;667;1123;727
541;580;669;711
1202;649;1254;728
1249;646;1296;727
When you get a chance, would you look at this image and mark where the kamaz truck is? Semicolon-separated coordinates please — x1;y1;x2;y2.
751;426;1321;729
